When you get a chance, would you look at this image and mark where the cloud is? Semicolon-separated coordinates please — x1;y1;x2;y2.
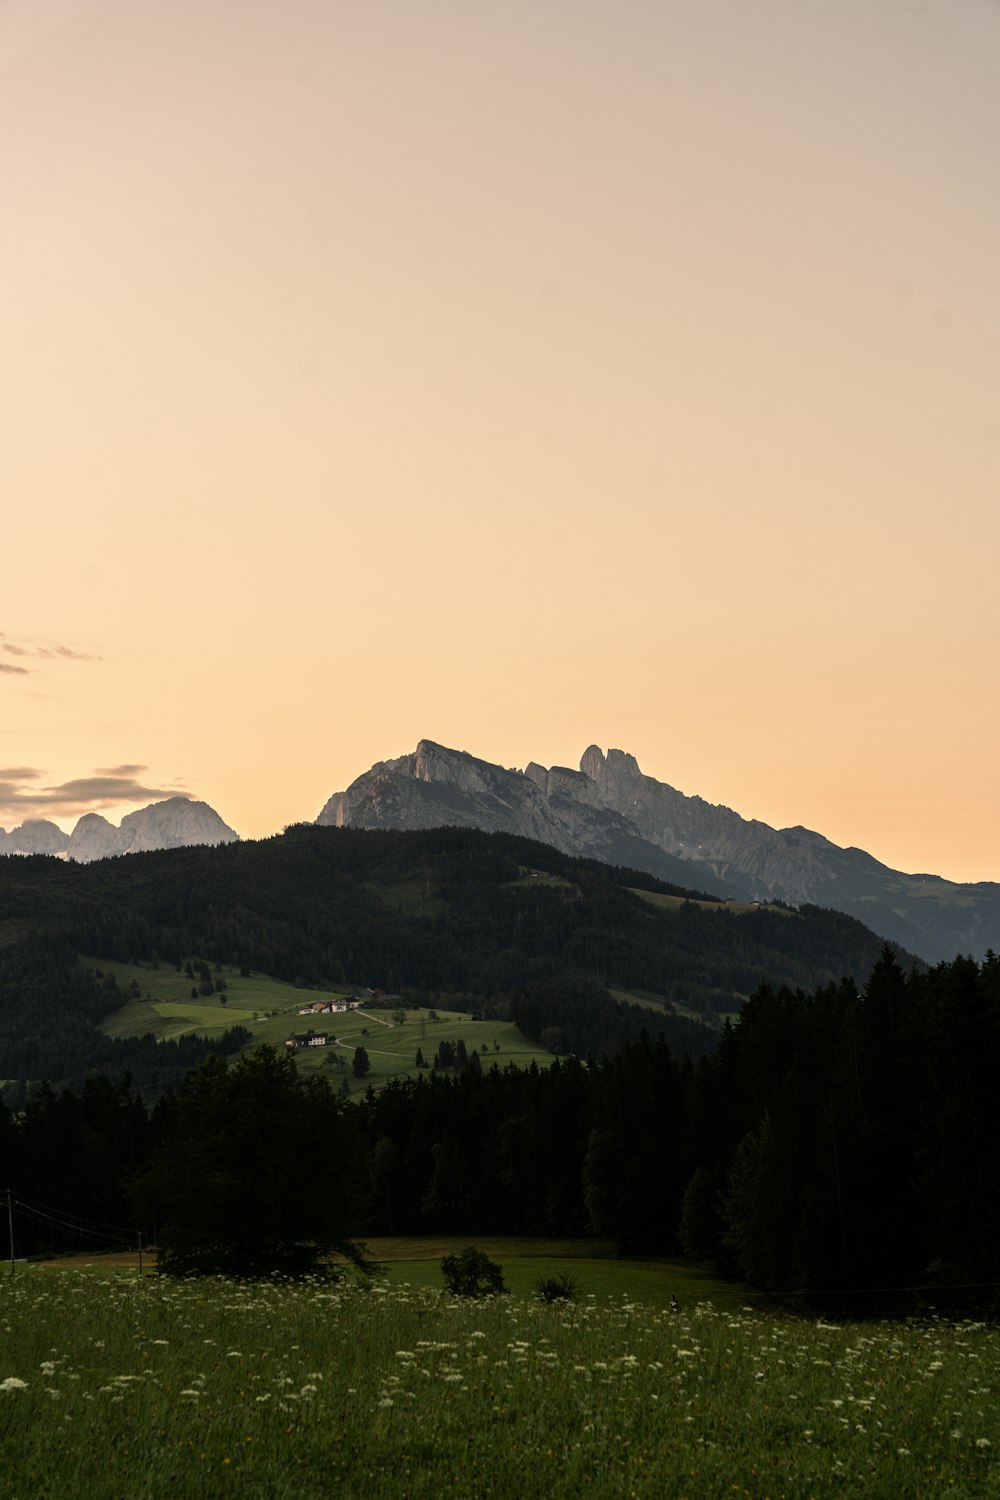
0;662;30;675
47;774;183;802
0;631;100;664
0;766;187;827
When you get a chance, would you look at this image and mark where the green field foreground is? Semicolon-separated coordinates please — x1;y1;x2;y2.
3;1265;1000;1499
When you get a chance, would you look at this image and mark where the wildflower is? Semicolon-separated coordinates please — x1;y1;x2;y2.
976;1439;992;1449
0;1377;28;1392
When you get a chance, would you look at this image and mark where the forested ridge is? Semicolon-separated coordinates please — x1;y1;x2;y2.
0;824;911;1090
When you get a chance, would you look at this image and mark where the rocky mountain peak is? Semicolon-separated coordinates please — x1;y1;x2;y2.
0;818;71;856
313;736;1000;961
65;798;238;863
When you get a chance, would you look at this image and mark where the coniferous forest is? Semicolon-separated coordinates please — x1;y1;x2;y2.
0;823;909;1090
1;828;1000;1308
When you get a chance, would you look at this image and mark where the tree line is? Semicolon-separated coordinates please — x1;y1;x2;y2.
2;947;998;1308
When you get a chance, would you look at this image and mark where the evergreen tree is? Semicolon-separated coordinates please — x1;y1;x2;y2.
133;1047;369;1278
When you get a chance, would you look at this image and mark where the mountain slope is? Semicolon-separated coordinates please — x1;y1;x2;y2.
0;825;914;1089
320;740;1000;962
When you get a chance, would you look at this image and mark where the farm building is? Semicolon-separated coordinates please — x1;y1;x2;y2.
285;1030;329;1049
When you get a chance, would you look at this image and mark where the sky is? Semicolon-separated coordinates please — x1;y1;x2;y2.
2;0;999;883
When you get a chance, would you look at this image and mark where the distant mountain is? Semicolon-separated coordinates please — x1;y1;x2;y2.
1;798;238;864
319;739;1000;962
67;798;239;861
316;740;736;898
0;819;70;857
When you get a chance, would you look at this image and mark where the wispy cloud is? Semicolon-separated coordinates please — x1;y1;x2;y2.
0;765;187;828
0;632;100;665
0;662;30;675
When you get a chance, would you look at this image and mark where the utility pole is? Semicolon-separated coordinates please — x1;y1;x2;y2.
6;1189;14;1276
137;1231;143;1279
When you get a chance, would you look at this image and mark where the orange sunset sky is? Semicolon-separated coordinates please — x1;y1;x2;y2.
2;0;999;883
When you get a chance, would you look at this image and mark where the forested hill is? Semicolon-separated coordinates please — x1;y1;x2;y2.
0;825;915;1090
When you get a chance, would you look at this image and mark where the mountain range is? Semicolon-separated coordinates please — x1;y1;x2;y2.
4;738;997;963
318;739;1000;963
0;798;238;863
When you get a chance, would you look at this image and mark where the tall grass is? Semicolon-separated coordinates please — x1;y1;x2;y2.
2;1269;999;1498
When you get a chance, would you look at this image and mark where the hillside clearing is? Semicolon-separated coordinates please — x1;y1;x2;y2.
94;958;554;1093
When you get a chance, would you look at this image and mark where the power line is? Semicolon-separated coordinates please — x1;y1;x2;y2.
4;1188;139;1263
12;1189;136;1238
12;1201;131;1247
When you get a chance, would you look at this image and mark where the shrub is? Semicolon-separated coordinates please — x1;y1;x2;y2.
535;1271;579;1303
440;1246;507;1297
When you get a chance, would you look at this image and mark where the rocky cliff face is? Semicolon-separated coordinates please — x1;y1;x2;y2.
316;741;735;896
576;744;837;902
64;798;239;863
0;819;71;857
318;739;1000;962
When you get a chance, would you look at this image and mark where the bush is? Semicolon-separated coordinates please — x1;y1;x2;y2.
440;1246;507;1297
534;1271;579;1303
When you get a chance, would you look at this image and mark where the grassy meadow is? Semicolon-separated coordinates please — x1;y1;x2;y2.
94;959;553;1094
3;1259;999;1499
627;890;794;918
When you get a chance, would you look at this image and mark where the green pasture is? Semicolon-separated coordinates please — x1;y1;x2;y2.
5;1266;1000;1499
609;988;732;1031
265;1006;553;1094
505;865;577;891
94;958;554;1095
353;1239;752;1312
629;888;792;917
362;873;448;920
36;1240;751;1314
609;985;669;1013
94;960;316;1020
